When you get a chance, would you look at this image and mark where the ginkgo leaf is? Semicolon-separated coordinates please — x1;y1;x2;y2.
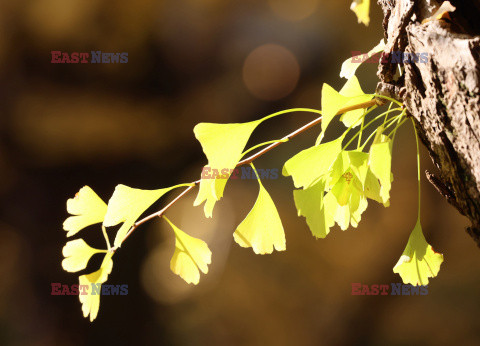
328;151;350;188
62;239;106;272
339;76;373;128
349;193;369;228
350;0;370;26
369;134;393;204
318;77;373;143
331;170;357;206
104;184;187;248
347;151;369;187
330;189;368;230
293;179;334;238
327;159;369;231
364;168;388;206
340;39;385;80
78;252;114;322
63;186;108;237
393;220;444;286
283;136;344;189
233;176;286;254
163;216;212;285
194;176;227;219
193;120;263;217
320;83;348;138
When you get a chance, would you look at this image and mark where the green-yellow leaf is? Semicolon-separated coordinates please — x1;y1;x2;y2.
318;76;373;143
393;221;444;286
163;216;212;285
78;252;114;322
63;186;108;237
328;151;350;188
369;134;393;204
347;151;369;187
103;184;186;248
331;189;368;230
364;168;388;206
233;178;286;254
340;39;385;79
193;120;263;217
283;136;344;189
62;239;106;273
331;170;356;206
350;0;370;26
339;77;373;128
320;83;348;139
293;179;334;238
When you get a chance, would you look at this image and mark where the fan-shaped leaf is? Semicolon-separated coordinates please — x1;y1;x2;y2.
233;176;285;254
393;221;444;285
164;216;212;285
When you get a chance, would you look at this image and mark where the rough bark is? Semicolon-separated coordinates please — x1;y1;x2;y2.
375;0;480;245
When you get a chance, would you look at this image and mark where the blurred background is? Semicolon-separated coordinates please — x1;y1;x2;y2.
1;0;479;345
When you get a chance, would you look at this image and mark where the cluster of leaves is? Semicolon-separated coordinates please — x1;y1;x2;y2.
62;184;212;321
60;3;444;322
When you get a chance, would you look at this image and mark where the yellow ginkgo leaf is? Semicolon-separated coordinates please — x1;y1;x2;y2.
63;186;108;237
340;39;385;80
369;134;393;204
318;76;372;143
62;239;106;272
364;168;388;206
194;176;227;218
283;135;344;189
329;175;368;230
233;170;286;254
350;0;370;26
78;252;114;322
393;221;444;286
103;184;189;248
339;77;374;128
163;216;212;285
193;120;263;217
293;179;334;239
319;83;348;143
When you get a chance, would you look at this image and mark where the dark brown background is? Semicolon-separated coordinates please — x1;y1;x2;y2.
0;0;479;345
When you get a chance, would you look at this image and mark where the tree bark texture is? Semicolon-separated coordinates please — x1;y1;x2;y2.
375;0;480;245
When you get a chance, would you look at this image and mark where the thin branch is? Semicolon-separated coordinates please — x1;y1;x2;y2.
114;98;378;250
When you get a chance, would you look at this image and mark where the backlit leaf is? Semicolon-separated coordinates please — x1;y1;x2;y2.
393;221;444;285
339;77;373;128
340;39;385;79
369;134;393;204
193;120;263;217
318;76;373;143
78;252;114;322
164;216;212;285
283;136;344;189
293;179;334;238
233;175;286;254
104;184;186;248
350;0;370;26
63;186;108;237
364;168;387;206
62;239;106;273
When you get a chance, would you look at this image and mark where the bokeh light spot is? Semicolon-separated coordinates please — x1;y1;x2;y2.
243;44;300;101
268;0;319;21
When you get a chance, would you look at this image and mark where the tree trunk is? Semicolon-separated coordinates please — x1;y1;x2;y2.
375;0;480;245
